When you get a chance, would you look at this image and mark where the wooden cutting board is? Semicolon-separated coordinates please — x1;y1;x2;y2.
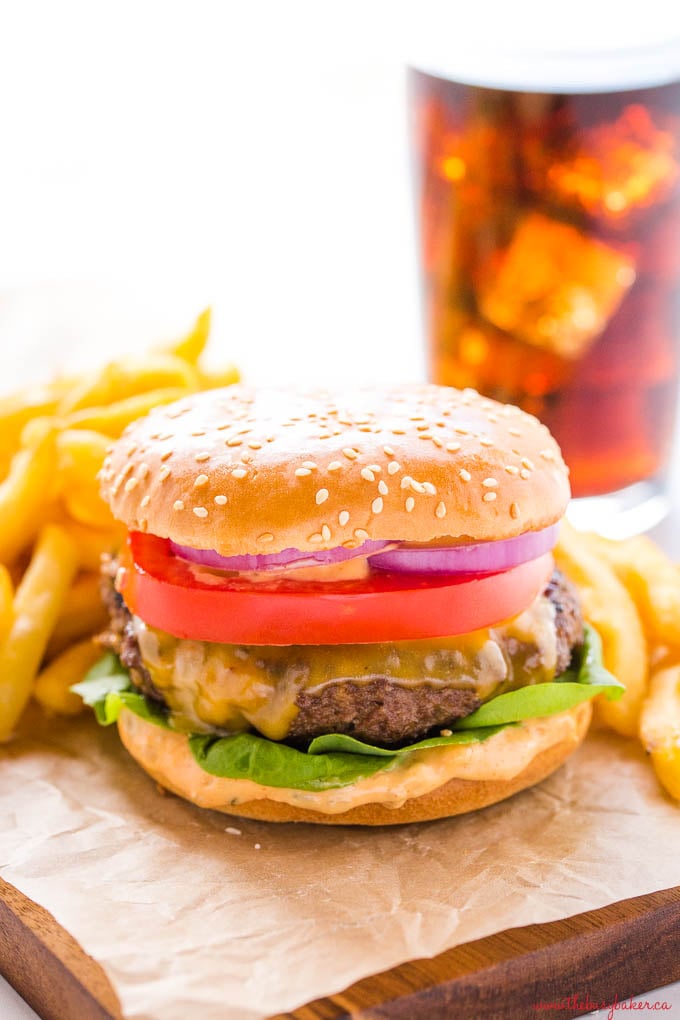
1;878;679;1020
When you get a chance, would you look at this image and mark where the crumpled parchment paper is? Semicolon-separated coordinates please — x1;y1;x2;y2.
1;706;678;1020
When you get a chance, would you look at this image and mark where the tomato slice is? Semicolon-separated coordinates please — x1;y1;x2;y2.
119;533;554;646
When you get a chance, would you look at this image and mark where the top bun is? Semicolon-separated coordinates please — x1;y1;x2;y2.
100;384;570;556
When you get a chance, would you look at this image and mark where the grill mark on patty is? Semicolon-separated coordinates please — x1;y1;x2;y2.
98;559;583;747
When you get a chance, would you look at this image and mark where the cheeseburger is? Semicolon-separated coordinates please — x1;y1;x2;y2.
77;383;621;824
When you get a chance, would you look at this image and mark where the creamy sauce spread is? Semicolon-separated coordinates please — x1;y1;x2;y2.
132;595;557;741
119;704;586;814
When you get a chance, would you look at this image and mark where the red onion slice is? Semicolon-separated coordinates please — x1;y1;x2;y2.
169;538;391;573
367;524;559;575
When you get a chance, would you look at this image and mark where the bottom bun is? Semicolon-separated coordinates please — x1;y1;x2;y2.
117;701;592;826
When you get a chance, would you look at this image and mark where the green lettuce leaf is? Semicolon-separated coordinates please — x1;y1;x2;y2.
71;652;171;728
72;624;622;791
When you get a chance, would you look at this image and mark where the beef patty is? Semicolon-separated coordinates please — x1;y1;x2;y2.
99;560;583;747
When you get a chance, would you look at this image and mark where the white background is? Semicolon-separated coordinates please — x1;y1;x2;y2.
0;2;679;1017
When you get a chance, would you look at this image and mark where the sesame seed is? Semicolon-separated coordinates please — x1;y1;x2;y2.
338;510;350;526
216;423;230;430
440;728;453;737
487;414;499;423
483;491;497;502
191;430;206;437
540;449;555;462
316;488;329;505
505;465;519;475
309;532;323;544
510;502;520;518
214;494;228;505
354;529;370;540
405;496;415;512
418;432;433;440
193;506;208;518
479;437;494;447
232;468;247;479
194;474;209;488
327;461;343;472
302;461;317;470
248;441;262;450
509;428;522;437
411;479;426;494
391;428;406;435
454;427;469;435
173;500;185;511
195;452;211;463
459;469;471;482
432;437;443;448
361;467;376;482
387;461;400;475
343;448;358;460
416;423;429;431
446;442;461;453
158;433;174;441
482;477;498;487
520;468;531;479
422;482;437;495
383;445;395;456
160;449;173;462
140;494;151;508
258;532;274;543
378;480;388;496
400;476;413;490
158;465;171;481
227;438;242;447
372;497;384;514
124;477;138;493
368;464;382;473
436;501;446;518
139;518;148;532
295;467;312;477
321;524;331;542
521;457;535;470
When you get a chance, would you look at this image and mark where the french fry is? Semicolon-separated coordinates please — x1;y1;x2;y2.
0;378;74;479
555;522;648;736
62;386;190;436
639;662;680;800
161;306;212;364
0;566;14;647
46;572;109;659
197;364;240;390
582;533;680;649
0;525;78;741
60;519;126;571
57;429;116;529
57;353;201;415
34;639;101;716
0;426;59;564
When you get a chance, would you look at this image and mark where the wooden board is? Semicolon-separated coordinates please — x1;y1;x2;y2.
1;880;679;1020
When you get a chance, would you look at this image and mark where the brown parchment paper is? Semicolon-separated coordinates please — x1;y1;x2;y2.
0;705;678;1020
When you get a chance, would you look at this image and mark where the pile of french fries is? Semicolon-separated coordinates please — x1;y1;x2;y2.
556;522;680;802
0;308;238;741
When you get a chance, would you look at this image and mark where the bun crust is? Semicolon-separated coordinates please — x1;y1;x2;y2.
100;384;570;556
117;702;591;826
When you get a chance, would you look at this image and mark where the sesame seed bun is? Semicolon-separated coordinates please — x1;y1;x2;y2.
116;701;591;825
100;384;570;555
